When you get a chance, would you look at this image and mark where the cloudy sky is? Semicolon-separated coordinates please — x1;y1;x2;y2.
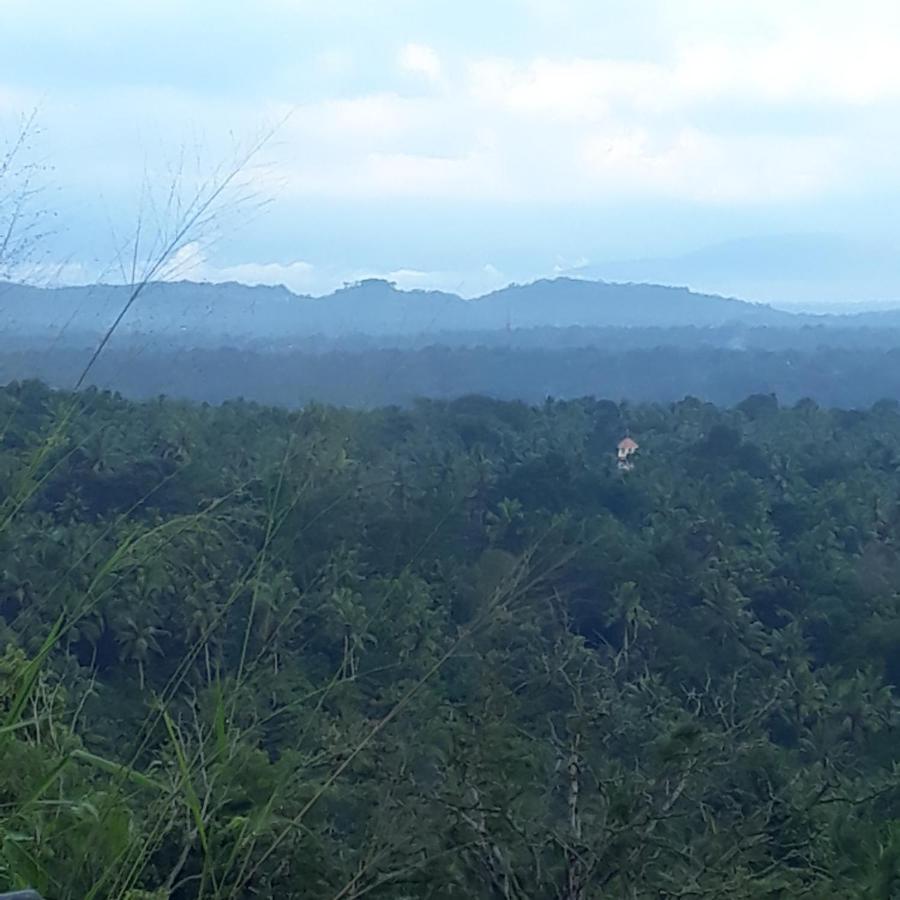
4;0;900;303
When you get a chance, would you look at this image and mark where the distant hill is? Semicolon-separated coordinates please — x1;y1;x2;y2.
475;278;792;328
585;234;900;309
0;276;797;345
10;276;900;408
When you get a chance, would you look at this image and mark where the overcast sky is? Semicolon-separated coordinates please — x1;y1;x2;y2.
4;0;900;301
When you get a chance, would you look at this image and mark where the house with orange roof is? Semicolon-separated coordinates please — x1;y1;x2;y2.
617;436;639;471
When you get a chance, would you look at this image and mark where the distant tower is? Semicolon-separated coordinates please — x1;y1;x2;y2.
617;436;639;471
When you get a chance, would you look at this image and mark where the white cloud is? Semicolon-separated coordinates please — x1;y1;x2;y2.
8;259;93;286
668;33;900;107
382;264;510;296
147;242;515;297
263;60;855;206
272;151;500;200
468;57;660;120
580;127;845;203
12;0;900;286
314;93;414;138
398;43;443;82
360;150;496;197
26;35;888;218
467;29;900;124
159;241;318;293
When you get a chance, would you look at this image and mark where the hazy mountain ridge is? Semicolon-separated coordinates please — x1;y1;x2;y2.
9;275;900;411
8;275;900;361
581;234;900;309
0;276;800;343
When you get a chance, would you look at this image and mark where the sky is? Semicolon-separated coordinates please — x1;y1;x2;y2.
4;0;900;304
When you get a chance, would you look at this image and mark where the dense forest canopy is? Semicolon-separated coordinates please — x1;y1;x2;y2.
8;340;900;409
4;381;900;896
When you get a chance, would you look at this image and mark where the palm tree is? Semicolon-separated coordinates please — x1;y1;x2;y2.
113;614;168;691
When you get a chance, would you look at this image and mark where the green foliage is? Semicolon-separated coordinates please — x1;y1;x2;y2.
2;383;900;896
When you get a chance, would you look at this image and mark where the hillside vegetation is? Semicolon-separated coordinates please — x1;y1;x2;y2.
9;278;900;409
4;382;900;896
5;342;900;409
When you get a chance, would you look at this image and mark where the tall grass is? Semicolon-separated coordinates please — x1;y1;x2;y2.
0;120;290;897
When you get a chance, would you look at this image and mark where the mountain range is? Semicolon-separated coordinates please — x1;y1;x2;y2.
0;276;826;346
7;275;900;408
584;234;900;310
7;275;900;352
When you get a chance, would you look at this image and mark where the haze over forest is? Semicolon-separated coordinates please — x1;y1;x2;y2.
7;275;900;408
